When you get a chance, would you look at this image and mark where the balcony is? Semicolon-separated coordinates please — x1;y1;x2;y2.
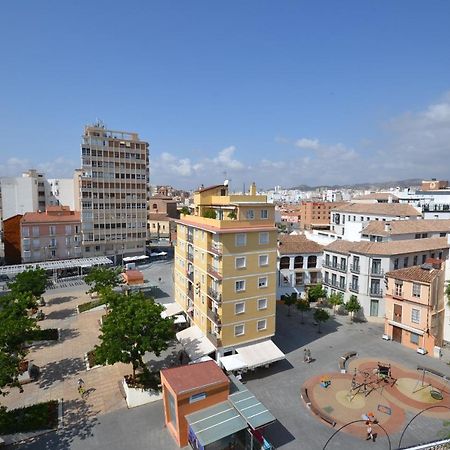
187;289;194;301
48;242;57;249
207;308;221;325
207;332;222;348
207;287;222;304
186;271;194;282
370;267;384;277
187;253;194;262
209;243;223;256
350;264;360;274
323;279;346;292
370;288;383;298
349;283;359;293
323;262;347;273
207;265;222;280
187;233;194;244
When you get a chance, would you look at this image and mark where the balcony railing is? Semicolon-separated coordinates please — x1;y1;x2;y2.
48;243;57;249
323;262;347;273
207;332;222;348
209;244;223;256
323;279;346;291
207;265;222;280
207;308;221;325
370;288;383;297
187;271;194;282
207;287;222;304
349;283;359;293
187;290;194;301
187;253;194;262
350;264;360;274
370;267;384;277
187;234;194;243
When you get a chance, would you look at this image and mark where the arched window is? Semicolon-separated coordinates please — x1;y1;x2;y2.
307;255;317;268
294;256;303;269
280;257;290;269
152;203;158;209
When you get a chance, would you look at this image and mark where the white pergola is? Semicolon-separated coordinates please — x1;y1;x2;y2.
0;256;113;277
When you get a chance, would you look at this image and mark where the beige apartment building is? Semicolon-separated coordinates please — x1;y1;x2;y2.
76;123;149;262
174;183;284;368
384;263;445;355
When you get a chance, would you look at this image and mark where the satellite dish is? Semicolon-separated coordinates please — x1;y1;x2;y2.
224;179;229;186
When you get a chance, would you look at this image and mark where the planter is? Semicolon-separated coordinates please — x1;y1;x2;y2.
122;378;162;408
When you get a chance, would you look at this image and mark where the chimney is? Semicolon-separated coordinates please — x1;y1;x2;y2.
249;182;257;196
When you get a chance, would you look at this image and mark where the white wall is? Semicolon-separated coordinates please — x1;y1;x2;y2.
1;176;39;219
48;178;76;210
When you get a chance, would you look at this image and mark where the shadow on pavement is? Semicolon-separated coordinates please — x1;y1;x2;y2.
45;308;77;321
242;359;294;382
265;419;296;448
15;398;100;450
47;296;76;306
149;287;170;299
38;357;85;390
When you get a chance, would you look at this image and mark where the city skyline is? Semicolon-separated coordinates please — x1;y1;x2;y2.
1;1;449;188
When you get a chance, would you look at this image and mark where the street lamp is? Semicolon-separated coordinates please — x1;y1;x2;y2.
322;419;392;450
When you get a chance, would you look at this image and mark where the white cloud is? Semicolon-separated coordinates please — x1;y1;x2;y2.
0;156;77;178
213;146;245;170
295;138;320;150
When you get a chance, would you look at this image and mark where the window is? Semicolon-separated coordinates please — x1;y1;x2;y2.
235;233;247;247
22;227;29;238
246;209;255;220
257;319;267;331
235;280;246;292
258;298;268;310
258;277;268;288
65;225;72;235
412;283;421;298
235;302;245;314
394;258;399;270
49;225;56;236
32;226;39;237
410;333;420;345
259;254;269;266
295;272;304;285
403;257;408;268
411;308;420;324
413;255;418;265
235;257;246;269
260;209;268;219
422;254;426;264
325;254;330;265
294;256;303;269
394;281;403;297
280;257;290;269
259;232;269;244
308;255;317;268
234;324;245;336
189;392;207;404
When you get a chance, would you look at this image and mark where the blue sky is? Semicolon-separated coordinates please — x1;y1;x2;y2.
1;1;449;189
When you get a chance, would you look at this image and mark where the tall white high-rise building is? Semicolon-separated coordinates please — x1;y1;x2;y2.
77;122;149;261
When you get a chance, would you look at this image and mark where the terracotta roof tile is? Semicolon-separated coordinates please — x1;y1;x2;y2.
351;237;449;256
331;202;421;216
325;240;359;255
362;219;450;236
385;265;441;283
278;235;324;255
21;210;80;224
353;193;399;200
161;361;229;395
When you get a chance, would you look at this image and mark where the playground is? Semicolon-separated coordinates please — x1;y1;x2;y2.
301;356;450;439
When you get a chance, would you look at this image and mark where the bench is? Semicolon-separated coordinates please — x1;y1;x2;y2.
339;351;357;373
310;404;336;427
301;387;311;407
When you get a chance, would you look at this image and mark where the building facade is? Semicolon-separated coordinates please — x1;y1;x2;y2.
322;237;449;319
77;123;149;261
174;183;278;357
277;234;323;300
384;264;445;355
148;195;179;242
299;201;340;230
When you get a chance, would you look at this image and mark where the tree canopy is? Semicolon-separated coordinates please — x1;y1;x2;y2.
328;293;344;314
84;266;123;295
8;268;48;301
0;294;38;396
296;299;310;323
313;308;330;333
283;293;297;316
94;291;175;379
308;284;325;302
345;295;361;322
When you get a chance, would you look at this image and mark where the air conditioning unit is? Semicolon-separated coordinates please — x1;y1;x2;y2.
417;347;427;355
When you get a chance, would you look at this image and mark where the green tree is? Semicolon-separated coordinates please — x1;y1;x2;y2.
84;266;123;295
345;295;361;322
94;291;175;379
296;299;310;323
307;284;325;303
283;293;297;316
8;268;48;306
328;293;344;315
0;294;38;396
180;206;190;215
313;308;330;334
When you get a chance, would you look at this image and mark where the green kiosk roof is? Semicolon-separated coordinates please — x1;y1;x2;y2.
186;401;247;447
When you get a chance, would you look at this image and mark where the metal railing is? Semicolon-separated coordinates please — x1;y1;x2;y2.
323;261;347;273
350;264;360;274
209;244;223;256
370;267;384;277
370;287;383;297
207;265;222;279
207;287;222;303
207;308;221;325
323;279;346;291
348;283;359;293
207;332;222;348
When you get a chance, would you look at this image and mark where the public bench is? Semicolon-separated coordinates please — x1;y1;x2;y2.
339;351;357;373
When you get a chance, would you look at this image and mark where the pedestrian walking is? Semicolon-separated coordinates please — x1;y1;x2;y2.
77;378;86;397
366;421;374;441
303;348;308;363
306;348;312;363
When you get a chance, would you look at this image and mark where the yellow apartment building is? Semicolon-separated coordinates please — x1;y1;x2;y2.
174;183;285;369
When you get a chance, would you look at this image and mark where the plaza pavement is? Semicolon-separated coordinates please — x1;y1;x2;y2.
6;259;450;449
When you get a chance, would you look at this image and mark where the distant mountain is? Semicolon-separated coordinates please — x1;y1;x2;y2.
289;178;422;191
